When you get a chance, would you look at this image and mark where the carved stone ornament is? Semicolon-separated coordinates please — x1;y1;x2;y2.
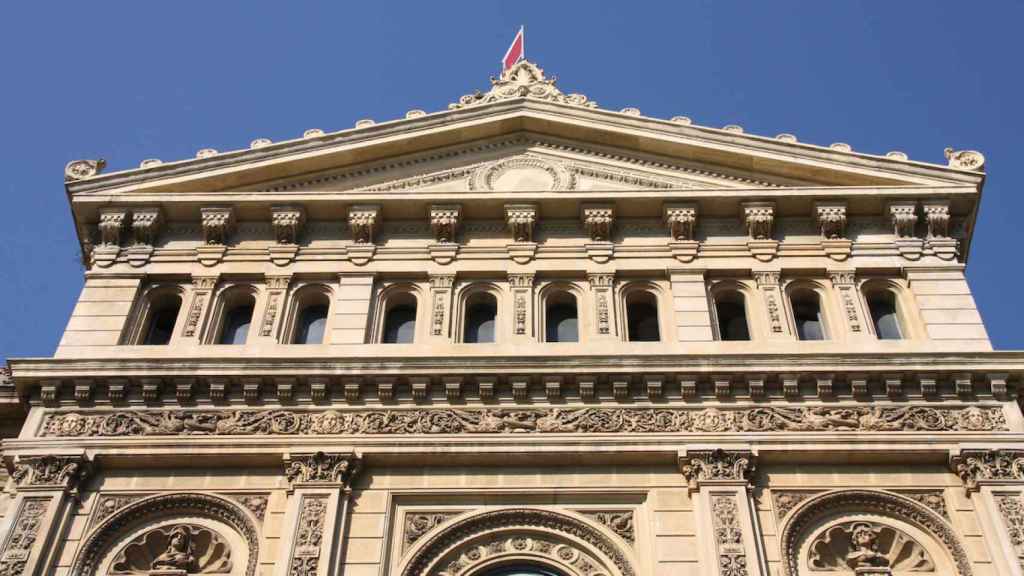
472;156;575;192
401;508;633;576
780;490;972;576
944;148;985;172
271;206;306;244
807;521;934;572
888;203;918;238
743;202;775;240
582;511;635;544
950;449;1024;492
73;493;260;576
678;449;755;489
131;207;163;246
348;205;381;244
98;209;128;246
711;495;749;576
994;494;1024;566
289;496;327;576
200;207;236;245
921;201;950;239
110;524;233;574
11;454;91;491
404;512;458;548
663;203;698;241
582;204;615;241
896;491;949;522
449;59;597;110
430;204;462;244
65;158;106;181
40;405;1006;438
504;204;538;242
284;451;361;488
816;203;848;239
0;498;49;576
772;491;819;520
94;494;148;524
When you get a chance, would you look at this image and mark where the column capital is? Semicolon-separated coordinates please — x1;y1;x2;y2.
11;454;92;494
678;448;757;492
950;448;1024;493
284;451;362;492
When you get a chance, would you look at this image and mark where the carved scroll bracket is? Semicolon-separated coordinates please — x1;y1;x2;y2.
127;207;163;267
664;203;699;262
950;449;1024;494
922;200;958;261
94;208;128;268
269;205;305;266
505;204;538;263
582;204;615;264
198;207;235;266
743;202;778;262
815;201;851;261
429;204;461;264
284;451;362;491
347;205;381;266
10;454;92;494
888;202;922;261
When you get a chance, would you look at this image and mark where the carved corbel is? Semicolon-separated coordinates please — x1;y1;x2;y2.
815;201;851;261
505;204;538;264
284;452;361;490
94;208;128;267
742;202;778;262
664;203;699;262
922;200;958;260
678;449;756;492
347;204;380;266
582;204;615;263
198;207;235;266
11;454;92;494
268;206;304;266
950;449;1024;494
127;207;162;267
888;202;922;260
429;204;461;264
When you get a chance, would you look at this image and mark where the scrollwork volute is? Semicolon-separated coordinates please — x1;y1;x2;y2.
284;451;361;489
449;60;597;110
678;449;756;490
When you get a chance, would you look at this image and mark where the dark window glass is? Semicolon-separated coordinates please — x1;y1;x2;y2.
715;297;750;341
627;294;660;342
485;567;564;576
868;291;902;340
464;294;497;343
294;305;328;344
546;300;579;343
383;304;417;344
219;304;254;345
792;291;825;341
142;298;181;345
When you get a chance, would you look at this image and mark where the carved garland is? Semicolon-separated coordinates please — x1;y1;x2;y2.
40;405;1006;438
779;490;970;576
402;508;634;576
72;493;260;576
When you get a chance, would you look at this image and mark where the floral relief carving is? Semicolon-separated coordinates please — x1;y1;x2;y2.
94;495;147;524
0;498;48;576
950;449;1024;492
807;521;935;573
772;491;818;520
404;512;458;548
895;491;949;522
227;495;268;522
11;455;90;491
448;60;597;110
711;495;748;576
111;524;232;574
679;450;756;489
40;405;1006;438
582;511;635;544
285;451;361;488
994;494;1024;567
289;496;327;576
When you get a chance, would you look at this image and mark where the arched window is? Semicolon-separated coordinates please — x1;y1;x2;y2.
485;566;565;576
714;291;750;341
791;288;826;341
293;290;330;344
217;291;256;345
382;293;417;344
626;291;660;342
141;293;182;345
545;291;578;342
463;292;497;343
866;289;903;340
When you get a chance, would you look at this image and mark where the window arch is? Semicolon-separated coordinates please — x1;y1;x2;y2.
129;285;184;345
621;285;662;342
212;286;257;345
463;290;499;343
861;281;910;341
710;284;751;341
543;289;579;343
288;285;332;345
382;292;418;344
788;284;828;341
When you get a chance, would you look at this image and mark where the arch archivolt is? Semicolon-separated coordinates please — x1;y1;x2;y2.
400;508;636;576
73;493;260;576
779;490;971;576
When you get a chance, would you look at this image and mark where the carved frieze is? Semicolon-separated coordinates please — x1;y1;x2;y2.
950;449;1024;492
448;60;598;110
11;455;91;492
41;405;1007;438
0;498;49;576
271;206;306;245
581;204;615;241
678;449;756;489
504;204;537;242
284;451;361;489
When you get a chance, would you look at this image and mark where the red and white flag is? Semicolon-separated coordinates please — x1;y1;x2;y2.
502;26;525;71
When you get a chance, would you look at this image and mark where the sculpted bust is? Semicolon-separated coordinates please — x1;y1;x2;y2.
151;526;197;572
845;523;890;570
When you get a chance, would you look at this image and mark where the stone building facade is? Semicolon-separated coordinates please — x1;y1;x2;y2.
2;60;1023;576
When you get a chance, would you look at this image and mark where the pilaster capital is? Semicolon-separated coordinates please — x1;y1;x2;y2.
504;203;538;243
678;448;756;491
348;204;381;244
191;274;219;291
752;270;781;288
507;273;535;289
429;274;456;290
429;204;462;243
200;206;236;245
270;205;306;245
581;203;615;241
586;272;615;289
828;269;857;287
11;454;92;493
950;448;1024;493
284;451;362;492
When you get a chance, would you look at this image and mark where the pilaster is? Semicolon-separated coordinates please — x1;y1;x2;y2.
277;452;362;576
950;449;1024;576
753;271;789;339
257;274;292;343
586;272;616;340
332;273;375;345
668;269;713;342
428;274;456;342
828;269;870;340
508;273;536;341
181;274;219;341
0;454;91;576
679;449;767;576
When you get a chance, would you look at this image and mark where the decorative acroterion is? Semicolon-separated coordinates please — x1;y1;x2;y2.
449;60;597;110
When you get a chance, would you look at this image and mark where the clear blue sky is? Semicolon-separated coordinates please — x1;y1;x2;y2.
1;2;1021;358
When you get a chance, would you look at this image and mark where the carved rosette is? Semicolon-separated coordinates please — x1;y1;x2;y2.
678;449;756;490
284;452;361;489
742;203;775;240
448;60;598;110
65;158;107;181
11;455;91;492
663;203;697;241
950;449;1024;493
430;205;462;244
0;498;49;576
944;148;985;172
815;203;847;239
348;205;381;244
504;204;538;243
271;206;306;245
582;204;615;242
200;207;236;246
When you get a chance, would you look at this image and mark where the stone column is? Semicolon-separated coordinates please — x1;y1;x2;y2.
679;449;767;576
950;449;1024;576
0;454;91;576
277;452;362;576
508;273;535;341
